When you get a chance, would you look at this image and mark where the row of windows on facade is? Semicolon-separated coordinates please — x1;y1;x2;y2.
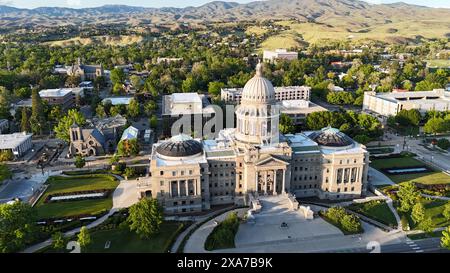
292;175;319;181
156;169;195;176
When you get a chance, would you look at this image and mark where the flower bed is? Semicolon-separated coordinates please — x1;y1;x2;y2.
44;189;112;203
381;166;432;175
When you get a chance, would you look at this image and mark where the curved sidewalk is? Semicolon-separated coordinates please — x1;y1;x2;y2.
183;208;248;253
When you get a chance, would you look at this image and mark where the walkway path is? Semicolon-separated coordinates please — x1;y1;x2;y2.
183;208;248;253
368;167;402;231
421;194;450;201
22;209;118;253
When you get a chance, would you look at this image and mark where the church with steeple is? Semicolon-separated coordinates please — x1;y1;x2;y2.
139;64;370;214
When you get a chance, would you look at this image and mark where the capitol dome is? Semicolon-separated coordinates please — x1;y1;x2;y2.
241;62;275;104
309;127;354;148
156;134;203;158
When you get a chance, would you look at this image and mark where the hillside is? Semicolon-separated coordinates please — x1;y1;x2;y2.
0;0;449;43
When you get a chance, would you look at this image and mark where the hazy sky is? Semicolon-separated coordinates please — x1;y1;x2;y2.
1;0;449;9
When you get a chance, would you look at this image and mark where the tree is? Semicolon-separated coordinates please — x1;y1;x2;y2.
0;201;37;253
353;134;371;144
77;226;91;251
20;107;30;133
340;214;362;233
30;88;46;135
51;232;66;252
54;109;86;142
144;101;158;116
418;217;433;234
208;81;225;97
279;113;295;134
110;68;126;85
0;86;11;120
127;98;140;119
397;182;419;212
0;150;13;162
96;104;107;118
149;115;158;129
74;155;85;168
442;202;450;221
117;139;139;157
395;109;421;127
130;75;143;91
127;198;163;239
424;117;448;135
441;226;450;250
124;167;135;179
411;202;425;224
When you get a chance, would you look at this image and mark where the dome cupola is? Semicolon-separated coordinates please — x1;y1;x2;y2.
241;62;275;104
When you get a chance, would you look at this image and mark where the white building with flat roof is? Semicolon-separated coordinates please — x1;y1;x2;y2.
279;100;328;126
363;89;450;117
263;49;298;63
221;86;310;104
0;132;32;157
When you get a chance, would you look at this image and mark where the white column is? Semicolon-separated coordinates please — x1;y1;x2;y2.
264;171;268;195
185;180;189;196
177;181;181;197
169;181;172;197
273;170;277;195
282;169;286;194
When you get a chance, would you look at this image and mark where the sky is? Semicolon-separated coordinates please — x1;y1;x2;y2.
0;0;449;9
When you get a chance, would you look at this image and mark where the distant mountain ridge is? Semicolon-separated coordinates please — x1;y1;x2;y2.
0;0;449;29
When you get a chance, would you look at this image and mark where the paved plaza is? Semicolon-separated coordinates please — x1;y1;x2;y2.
235;195;343;248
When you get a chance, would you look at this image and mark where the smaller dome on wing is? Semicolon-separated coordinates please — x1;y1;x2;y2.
156;134;203;157
309;126;354;147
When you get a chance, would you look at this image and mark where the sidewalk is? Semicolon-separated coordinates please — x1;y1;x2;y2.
183;208;248;253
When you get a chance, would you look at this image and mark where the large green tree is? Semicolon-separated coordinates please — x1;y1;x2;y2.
54;109;86;142
279;113;295;134
397;182;420;212
30;88;46;135
127;198;163;239
0;202;37;253
77;226;91;251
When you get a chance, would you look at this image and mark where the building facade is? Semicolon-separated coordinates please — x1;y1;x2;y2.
263;49;298;63
39;88;77;111
0;132;32;158
221;86;310;104
363;89;450;117
139;64;369;214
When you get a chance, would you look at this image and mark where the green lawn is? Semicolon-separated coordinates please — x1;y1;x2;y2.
86;222;183;253
34;174;119;219
347;200;398;228
370;157;450;185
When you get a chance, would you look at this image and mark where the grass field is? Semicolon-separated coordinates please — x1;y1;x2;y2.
86;222;184;253
347;200;398;228
370;157;450;185
260;20;450;45
245;26;268;36
34;174;119;219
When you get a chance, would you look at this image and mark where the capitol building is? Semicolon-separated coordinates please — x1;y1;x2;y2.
139;64;370;214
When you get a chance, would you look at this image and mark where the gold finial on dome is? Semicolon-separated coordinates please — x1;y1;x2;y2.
255;61;263;77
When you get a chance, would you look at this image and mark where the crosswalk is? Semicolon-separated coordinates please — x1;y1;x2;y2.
405;238;423;253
